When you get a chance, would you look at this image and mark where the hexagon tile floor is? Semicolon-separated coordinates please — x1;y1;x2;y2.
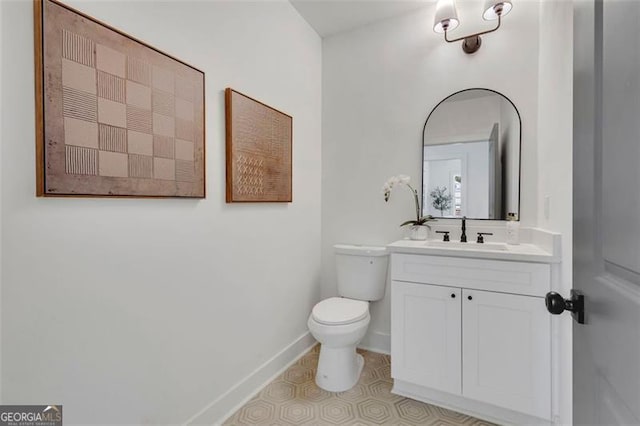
222;345;495;425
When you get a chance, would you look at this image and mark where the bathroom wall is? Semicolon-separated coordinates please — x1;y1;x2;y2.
537;0;574;423
537;1;573;277
0;1;321;424
321;1;541;351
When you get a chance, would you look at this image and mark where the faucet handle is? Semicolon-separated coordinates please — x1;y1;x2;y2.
435;231;450;242
476;232;493;244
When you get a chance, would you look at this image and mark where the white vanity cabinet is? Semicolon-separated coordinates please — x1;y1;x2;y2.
462;288;551;419
390;252;554;424
391;281;462;395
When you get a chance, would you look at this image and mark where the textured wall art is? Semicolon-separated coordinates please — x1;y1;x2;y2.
225;89;292;202
34;0;205;197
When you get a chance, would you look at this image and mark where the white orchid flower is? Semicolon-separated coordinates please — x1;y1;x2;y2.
382;174;435;228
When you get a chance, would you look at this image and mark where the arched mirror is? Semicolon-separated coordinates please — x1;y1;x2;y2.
422;89;521;220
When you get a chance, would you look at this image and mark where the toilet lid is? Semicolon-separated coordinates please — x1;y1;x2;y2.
312;297;369;325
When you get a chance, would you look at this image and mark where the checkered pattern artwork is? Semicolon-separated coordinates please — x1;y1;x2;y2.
225;89;292;202
36;0;205;197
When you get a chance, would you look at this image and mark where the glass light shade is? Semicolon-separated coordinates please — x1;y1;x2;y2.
483;0;513;20
433;0;459;33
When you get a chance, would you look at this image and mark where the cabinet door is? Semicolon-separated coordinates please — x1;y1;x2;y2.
391;281;461;395
462;289;551;420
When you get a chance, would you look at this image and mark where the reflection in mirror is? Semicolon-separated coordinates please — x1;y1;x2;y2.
422;89;521;220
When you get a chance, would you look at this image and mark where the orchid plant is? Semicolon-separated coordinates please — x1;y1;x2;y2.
382;175;435;228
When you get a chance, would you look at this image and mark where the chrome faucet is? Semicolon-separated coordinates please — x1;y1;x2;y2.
460;216;467;242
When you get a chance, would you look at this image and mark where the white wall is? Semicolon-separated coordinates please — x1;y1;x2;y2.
0;1;321;424
537;0;573;424
321;1;540;351
537;4;573;248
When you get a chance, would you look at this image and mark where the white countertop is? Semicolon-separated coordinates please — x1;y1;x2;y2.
387;239;560;263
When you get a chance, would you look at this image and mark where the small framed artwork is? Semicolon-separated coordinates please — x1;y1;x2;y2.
34;0;205;197
225;88;292;203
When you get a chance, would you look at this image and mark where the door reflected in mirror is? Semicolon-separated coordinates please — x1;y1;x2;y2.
423;89;521;220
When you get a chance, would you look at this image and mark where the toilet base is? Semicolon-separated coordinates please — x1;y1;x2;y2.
315;345;364;392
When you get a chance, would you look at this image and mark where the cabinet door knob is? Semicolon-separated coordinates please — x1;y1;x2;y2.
467;295;473;301
451;293;456;298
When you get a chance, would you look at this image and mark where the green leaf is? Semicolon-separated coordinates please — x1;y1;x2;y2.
399;220;418;227
418;216;436;223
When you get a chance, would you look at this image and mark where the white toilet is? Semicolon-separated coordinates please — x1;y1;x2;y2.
307;244;389;392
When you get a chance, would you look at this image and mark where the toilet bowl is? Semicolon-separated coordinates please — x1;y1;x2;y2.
308;244;389;392
307;297;370;392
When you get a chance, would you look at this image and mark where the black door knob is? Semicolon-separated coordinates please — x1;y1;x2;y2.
545;290;585;324
545;292;566;314
451;293;456;298
467;295;473;301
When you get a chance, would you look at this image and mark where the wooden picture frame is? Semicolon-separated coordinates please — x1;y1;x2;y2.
225;88;292;203
34;0;206;198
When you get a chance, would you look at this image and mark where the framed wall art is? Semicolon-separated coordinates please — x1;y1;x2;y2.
225;88;292;203
34;0;205;197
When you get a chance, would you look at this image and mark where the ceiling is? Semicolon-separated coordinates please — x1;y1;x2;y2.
290;0;431;38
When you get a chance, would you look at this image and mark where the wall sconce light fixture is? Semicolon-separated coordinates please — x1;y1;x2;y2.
433;0;512;54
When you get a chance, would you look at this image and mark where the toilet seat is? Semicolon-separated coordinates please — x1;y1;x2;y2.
311;297;369;326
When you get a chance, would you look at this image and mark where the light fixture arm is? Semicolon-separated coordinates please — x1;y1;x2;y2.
444;15;501;54
444;15;501;43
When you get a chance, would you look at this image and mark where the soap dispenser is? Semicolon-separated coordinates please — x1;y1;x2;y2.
506;212;520;245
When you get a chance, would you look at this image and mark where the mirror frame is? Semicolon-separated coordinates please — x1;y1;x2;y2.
421;88;522;221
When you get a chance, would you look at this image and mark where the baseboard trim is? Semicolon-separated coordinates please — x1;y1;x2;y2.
357;331;390;355
392;379;551;426
183;332;316;426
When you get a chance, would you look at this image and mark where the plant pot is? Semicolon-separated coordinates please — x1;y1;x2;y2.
409;225;429;241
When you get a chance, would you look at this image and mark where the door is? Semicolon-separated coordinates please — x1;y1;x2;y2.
391;281;461;395
573;0;640;424
462;289;551;420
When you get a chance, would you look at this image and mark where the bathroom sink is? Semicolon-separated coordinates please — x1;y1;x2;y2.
387;231;560;263
424;241;508;251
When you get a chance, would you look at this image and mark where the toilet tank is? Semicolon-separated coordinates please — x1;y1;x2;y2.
334;244;389;301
